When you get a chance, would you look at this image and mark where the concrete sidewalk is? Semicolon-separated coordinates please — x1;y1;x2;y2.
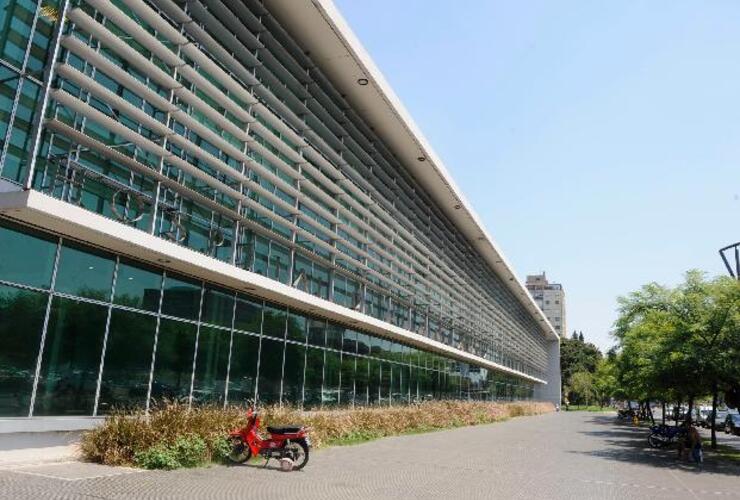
0;432;81;467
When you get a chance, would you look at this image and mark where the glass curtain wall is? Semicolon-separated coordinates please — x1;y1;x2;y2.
0;219;538;417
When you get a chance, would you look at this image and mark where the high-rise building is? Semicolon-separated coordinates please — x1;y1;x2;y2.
526;273;566;337
0;0;560;430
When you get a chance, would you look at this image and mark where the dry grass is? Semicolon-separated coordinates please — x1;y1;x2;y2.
80;400;554;467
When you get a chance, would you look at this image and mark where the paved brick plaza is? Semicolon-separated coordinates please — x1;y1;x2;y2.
1;412;739;499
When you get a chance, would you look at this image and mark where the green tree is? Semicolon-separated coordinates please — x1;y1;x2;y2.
569;371;595;406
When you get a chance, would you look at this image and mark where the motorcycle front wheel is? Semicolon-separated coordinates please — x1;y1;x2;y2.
228;436;252;463
647;434;665;448
284;439;309;470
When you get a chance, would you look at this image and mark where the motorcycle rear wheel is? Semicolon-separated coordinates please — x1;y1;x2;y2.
228;437;252;463
284;439;309;470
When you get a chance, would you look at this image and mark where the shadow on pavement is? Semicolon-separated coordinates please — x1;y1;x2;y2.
569;415;740;477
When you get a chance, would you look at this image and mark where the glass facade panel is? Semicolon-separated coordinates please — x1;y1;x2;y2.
227;332;259;405
303;346;323;408
54;243;115;301
340;353;355;406
201;287;235;327
0;284;46;416
192;326;230;405
322;350;341;408
281;341;305;407
307;318;325;348
354;357;369;406
0;223;57;289
286;310;307;343
150;319;197;403
262;302;286;340
368;359;381;405
35;297;108;416
98;309;156;413
256;336;284;404
161;274;202;320
113;261;162;312
233;295;262;334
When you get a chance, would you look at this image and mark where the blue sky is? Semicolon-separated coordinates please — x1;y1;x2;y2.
334;0;740;351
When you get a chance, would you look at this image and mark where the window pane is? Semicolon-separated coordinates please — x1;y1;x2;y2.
227;332;259;406
262;302;286;339
325;322;343;351
281;342;305;407
35;297;108;416
192;326;230;405
0;284;46;416
233;294;261;334
98;309;156;413
342;329;357;353
379;362;391;406
356;332;371;356
0;222;57;289
322;350;340;408
150;319;196;403
340;353;355;406
256;337;283;404
113;260;162;311
303;346;323;409
368;358;380;405
307;318;325;347
54;243;115;301
161;274;201;320
354;357;368;406
201;287;234;327
286;310;306;343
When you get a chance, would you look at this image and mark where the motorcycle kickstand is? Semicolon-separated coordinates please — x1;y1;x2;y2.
263;457;270;468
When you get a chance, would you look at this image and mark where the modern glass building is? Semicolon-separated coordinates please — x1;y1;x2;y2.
0;0;560;430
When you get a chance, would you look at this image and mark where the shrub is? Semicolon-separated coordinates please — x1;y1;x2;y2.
81;400;554;469
134;444;180;470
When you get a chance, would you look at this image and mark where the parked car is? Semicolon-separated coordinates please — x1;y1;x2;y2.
724;413;740;436
695;408;711;427
712;410;730;430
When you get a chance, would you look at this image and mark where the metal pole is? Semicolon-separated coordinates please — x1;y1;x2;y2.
24;0;71;190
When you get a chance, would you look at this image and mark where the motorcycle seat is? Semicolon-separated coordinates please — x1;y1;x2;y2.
267;426;302;434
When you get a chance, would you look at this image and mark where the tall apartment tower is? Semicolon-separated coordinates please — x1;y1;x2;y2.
526;273;566;338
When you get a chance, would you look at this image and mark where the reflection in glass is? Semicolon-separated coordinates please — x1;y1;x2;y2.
113;260;162;311
227;332;259;405
262;302;286;339
54;243;115;300
35;297;108;416
0;284;47;416
286;310;307;343
340;353;355;406
354;357;369;406
201;287;235;327
192;326;230;405
303;347;323;409
307;318;325;347
368;359;380;405
150;319;197;403
0;222;57;289
282;342;305;406
161;274;202;320
322;350;340;408
233;294;262;334
98;309;156;413
257;337;284;404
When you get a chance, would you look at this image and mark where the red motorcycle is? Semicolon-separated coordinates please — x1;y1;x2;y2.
228;408;310;470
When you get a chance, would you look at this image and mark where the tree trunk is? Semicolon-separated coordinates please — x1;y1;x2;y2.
711;383;719;450
646;400;655;424
674;400;680;427
661;401;666;425
687;396;694;426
